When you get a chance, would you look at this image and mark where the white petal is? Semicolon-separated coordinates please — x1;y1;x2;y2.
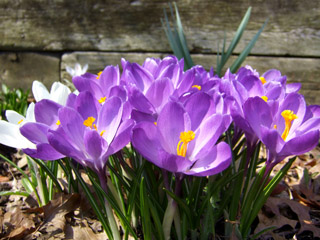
0;121;35;149
5;110;25;124
50;82;71;105
32;80;50;102
25;102;35;122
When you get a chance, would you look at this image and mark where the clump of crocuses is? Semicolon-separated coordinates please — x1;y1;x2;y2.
0;56;319;239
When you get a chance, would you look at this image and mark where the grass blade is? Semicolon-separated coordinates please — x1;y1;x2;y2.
230;18;268;73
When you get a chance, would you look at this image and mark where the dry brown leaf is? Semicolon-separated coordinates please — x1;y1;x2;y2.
32;193;81;239
256;197;320;239
0;176;10;182
2;206;37;239
65;220;107;240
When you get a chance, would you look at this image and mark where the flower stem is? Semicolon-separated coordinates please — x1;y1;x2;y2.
98;171;121;240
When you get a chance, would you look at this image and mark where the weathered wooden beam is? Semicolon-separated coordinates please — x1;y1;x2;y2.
0;52;60;90
0;0;318;56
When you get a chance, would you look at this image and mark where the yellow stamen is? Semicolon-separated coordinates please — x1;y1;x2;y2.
83;116;96;128
176;130;195;157
100;130;106;136
192;85;201;91
260;76;266;85
154;122;157;126
261;96;268;102
18;119;24;124
98;97;106;104
56;120;61;125
274;125;277;129
281;110;298;141
96;71;103;80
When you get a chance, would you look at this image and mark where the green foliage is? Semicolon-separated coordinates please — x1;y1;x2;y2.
0;83;30;119
162;3;268;76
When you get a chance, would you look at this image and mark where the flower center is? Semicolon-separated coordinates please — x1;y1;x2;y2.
261;96;268;102
260;76;266;85
176;130;195;157
56;120;61;125
281;110;298;141
98;97;106;104
192;85;201;90
83;116;105;136
83;116;96;128
96;71;103;80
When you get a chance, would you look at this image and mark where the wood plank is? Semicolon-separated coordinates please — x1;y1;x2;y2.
0;0;319;56
0;52;60;90
61;52;320;105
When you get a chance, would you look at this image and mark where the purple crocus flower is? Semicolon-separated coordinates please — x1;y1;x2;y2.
121;56;197;122
20;99;66;160
243;93;320;171
47;92;134;172
131;92;232;176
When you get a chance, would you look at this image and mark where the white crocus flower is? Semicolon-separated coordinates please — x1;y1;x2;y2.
32;80;71;105
0;80;71;149
66;63;88;77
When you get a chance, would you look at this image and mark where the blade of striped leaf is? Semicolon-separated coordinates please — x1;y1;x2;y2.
220;7;252;71
161;9;184;59
173;2;194;69
230;18;268;73
89;172;138;239
140;177;152;239
31;157;63;192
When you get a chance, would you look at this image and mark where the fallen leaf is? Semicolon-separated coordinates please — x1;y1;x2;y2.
32;193;81;239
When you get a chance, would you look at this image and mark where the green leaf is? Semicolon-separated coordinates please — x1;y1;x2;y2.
88;171;138;240
217;7;252;75
69;163;113;238
230;18;268;73
140;177;152;239
0;190;29;197
161;2;194;70
31;157;63;193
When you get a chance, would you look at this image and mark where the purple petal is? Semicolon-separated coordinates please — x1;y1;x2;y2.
75;91;98;120
278;130;319;159
124;62;153;92
20;122;50;144
97;96;123;144
159;149;193;173
34;100;62;127
73;74;103;98
129;87;155;114
48;127;87;163
23;143;65;160
131;121;160;163
107;119;134;156
260;126;284;154
277;93;306;134
243;97;273;137
286;83;301;93
190;114;228;159
99;65;120;95
58;107;86;149
185;142;231;176
157;101;190;154
84;129;104;160
184;92;211;130
145;78;174;113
